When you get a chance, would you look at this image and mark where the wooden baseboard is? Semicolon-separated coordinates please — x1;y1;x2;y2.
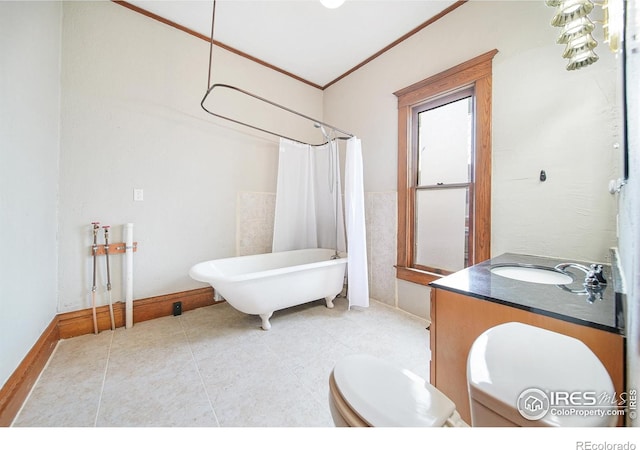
57;286;218;339
0;287;219;426
0;318;59;427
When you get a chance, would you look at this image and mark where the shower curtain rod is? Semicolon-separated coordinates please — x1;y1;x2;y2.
200;0;354;147
200;84;353;146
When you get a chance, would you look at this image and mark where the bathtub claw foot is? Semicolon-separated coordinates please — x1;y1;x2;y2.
325;295;337;309
259;313;273;331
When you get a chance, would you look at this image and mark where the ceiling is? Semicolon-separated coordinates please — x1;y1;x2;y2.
124;0;461;89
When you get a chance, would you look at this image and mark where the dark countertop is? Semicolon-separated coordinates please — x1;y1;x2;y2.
429;253;625;335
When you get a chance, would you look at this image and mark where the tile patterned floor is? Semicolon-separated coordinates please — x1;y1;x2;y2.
12;297;430;427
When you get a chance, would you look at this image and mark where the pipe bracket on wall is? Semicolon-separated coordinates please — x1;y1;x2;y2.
91;242;138;256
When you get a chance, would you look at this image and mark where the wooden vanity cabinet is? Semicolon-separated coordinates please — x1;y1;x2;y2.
430;288;625;426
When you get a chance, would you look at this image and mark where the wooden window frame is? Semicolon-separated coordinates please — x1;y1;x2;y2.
394;50;497;285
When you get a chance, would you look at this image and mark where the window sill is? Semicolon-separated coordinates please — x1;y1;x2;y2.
395;266;443;286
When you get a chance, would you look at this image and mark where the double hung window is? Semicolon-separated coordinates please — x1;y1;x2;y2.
395;50;496;284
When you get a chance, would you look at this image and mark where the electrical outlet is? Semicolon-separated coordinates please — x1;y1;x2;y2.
172;301;182;316
133;188;144;201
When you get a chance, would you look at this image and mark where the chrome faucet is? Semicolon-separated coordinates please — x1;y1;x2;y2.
554;263;607;285
583;264;606;287
555;262;607;302
554;262;590;275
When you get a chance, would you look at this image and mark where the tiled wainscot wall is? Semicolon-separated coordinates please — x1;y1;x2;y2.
236;191;429;320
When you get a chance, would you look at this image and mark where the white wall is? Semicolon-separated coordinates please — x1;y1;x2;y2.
324;1;621;317
57;2;322;312
0;2;62;387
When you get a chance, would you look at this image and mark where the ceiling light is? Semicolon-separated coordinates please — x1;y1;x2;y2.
320;0;345;9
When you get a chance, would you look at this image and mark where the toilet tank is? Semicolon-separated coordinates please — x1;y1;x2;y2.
467;322;617;427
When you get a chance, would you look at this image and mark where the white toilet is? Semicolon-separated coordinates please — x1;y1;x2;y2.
467;321;618;427
328;322;617;427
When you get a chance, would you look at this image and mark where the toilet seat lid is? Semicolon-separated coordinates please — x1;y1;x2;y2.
467;322;616;427
333;354;456;427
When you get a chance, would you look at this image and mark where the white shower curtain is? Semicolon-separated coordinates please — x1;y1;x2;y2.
272;136;368;310
272;138;345;253
345;137;369;309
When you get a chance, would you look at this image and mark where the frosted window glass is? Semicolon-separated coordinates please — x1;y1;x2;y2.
417;97;472;186
414;188;468;272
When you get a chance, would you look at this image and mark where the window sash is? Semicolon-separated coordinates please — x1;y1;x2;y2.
413;184;472;274
414;90;474;188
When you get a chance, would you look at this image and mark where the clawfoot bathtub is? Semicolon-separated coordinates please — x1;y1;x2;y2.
189;248;347;330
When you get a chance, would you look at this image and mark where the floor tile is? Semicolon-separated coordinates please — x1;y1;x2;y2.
13;297;429;427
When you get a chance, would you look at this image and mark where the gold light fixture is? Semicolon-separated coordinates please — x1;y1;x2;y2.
603;0;623;52
562;33;598;58
566;49;600;70
550;0;595;26
556;16;596;43
545;0;622;71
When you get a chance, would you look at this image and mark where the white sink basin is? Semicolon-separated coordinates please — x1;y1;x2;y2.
490;264;574;285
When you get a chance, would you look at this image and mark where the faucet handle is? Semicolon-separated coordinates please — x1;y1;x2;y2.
590;264;607;284
585;271;600;288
